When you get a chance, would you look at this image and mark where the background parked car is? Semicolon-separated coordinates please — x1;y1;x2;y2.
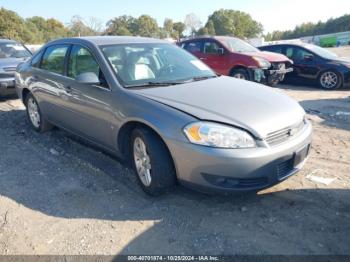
259;43;350;89
179;36;293;86
0;39;32;97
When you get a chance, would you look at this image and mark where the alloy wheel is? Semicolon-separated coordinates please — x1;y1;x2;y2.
27;97;41;128
133;137;152;187
320;71;338;89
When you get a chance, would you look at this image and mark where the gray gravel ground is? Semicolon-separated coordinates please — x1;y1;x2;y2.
0;73;350;255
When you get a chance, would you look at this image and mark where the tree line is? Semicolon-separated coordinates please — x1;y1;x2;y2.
0;7;263;44
1;6;348;44
265;14;350;41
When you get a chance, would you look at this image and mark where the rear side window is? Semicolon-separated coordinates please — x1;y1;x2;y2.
41;45;69;75
184;41;202;53
286;47;313;60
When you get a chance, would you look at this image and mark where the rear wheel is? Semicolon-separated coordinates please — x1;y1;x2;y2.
230;69;249;80
130;128;176;196
25;93;53;132
318;70;342;90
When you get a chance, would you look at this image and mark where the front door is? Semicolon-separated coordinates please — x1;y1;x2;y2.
62;44;115;148
201;40;229;75
285;46;319;80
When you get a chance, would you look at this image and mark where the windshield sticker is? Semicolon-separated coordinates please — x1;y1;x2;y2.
191;60;211;71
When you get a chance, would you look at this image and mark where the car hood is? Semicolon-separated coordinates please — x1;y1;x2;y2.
0;57;28;69
134;76;305;138
243;51;290;63
331;56;350;64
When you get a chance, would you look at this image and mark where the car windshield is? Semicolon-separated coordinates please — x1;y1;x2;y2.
100;43;216;88
222;37;259;53
304;44;338;59
0;42;31;59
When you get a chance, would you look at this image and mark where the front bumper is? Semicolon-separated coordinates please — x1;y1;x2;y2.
167;121;312;193
0;77;16;96
251;66;293;85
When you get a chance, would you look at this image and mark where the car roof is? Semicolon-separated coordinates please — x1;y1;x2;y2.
180;35;239;42
48;36;168;46
260;43;312;49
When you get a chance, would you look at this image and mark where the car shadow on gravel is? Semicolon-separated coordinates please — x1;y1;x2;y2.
299;97;350;131
0;108;350;255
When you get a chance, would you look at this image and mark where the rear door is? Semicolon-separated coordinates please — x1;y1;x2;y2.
31;44;71;124
62;44;115;148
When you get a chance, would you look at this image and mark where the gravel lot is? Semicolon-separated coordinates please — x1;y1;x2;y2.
0;48;350;255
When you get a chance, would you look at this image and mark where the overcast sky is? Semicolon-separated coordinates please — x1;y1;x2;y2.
0;0;349;33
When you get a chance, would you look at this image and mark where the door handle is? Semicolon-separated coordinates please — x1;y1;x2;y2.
200;57;207;60
31;75;38;81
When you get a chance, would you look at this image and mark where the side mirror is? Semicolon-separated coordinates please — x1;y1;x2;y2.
76;72;100;85
218;48;225;55
304;54;313;61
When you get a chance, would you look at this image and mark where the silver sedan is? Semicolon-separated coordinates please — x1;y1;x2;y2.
15;36;312;196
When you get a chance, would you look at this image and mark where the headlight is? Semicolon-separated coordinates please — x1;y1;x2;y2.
183;122;256;148
252;57;271;69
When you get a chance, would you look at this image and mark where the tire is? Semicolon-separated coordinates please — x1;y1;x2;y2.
318;70;342;90
25;93;53;132
130;127;176;196
267;80;279;87
230;69;249;80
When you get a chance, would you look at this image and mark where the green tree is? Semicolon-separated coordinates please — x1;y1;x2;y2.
27;16;69;42
105;15;138;36
163;18;173;37
267;14;350;40
137;15;159;37
205;9;263;38
173;22;186;40
0;8;26;41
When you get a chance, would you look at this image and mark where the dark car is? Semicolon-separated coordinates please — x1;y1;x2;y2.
15;36;312;196
179;36;293;86
0;39;32;97
259;43;350;89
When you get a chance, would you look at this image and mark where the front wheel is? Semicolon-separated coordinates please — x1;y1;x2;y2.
318;70;342;90
230;69;249;80
130;128;176;196
25;93;53;132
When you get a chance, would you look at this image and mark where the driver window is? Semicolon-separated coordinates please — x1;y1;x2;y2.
68;45;108;87
203;41;222;55
286;47;312;60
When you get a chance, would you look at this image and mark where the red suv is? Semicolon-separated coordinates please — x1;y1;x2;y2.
179;36;293;86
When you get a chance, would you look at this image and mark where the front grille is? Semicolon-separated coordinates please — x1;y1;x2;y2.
0;67;16;78
277;157;294;180
266;120;305;146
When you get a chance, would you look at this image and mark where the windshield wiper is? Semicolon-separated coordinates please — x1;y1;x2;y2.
187;75;218;82
125;81;185;89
